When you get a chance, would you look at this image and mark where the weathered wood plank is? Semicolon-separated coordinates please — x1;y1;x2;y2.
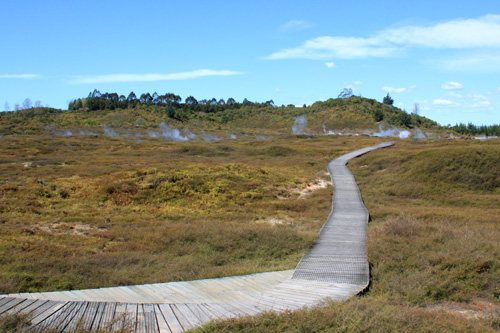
154;304;172;333
171;303;202;330
92;302;117;331
144;303;159;333
30;301;68;327
58;301;88;332
77;301;100;331
0;297;25;314
157;304;183;333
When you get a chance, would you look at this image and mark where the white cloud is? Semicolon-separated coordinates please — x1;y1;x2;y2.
266;15;500;60
353;81;362;85
382;85;416;93
470;94;488;101
433;99;458;105
0;74;42;79
266;36;399;60
275;88;281;93
447;92;463;98
281;20;313;31
325;62;335;68
69;69;242;84
471;100;491;107
436;53;500;72
441;81;463;90
383;15;500;48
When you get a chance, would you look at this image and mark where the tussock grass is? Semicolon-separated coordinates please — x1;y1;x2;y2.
195;298;495;332
0;134;380;293
196;139;500;331
0;312;31;332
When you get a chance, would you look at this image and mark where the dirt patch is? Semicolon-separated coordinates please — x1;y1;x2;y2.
293;174;332;199
36;222;107;236
422;300;499;321
256;217;292;226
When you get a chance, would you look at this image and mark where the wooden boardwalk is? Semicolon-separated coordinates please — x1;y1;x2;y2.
1;142;393;332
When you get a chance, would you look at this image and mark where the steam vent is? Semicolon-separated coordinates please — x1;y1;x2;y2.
1;142;394;332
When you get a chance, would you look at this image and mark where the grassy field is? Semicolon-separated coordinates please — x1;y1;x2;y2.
195;139;500;332
0;133;380;293
1;131;499;331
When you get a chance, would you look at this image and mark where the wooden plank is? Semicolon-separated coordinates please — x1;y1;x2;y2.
126;303;139;332
157;304;184;333
197;303;226;320
29;301;68;327
171;303;202;330
110;302;128;332
214;301;251;317
11;299;48;318
154;304;172;333
0;297;25;314
0;297;14;309
136;303;146;333
93;302;117;331
78;301;101;331
184;303;212;324
225;300;261;316
165;283;211;304
143;303;158;333
35;301;79;331
58;301;88;332
4;298;38;315
202;302;236;319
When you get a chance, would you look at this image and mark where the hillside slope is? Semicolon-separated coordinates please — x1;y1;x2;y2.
0;95;441;137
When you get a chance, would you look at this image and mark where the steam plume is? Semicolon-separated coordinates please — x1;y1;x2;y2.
292;116;307;135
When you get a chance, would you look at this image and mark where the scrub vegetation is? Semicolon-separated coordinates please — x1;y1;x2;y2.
197;139;500;332
0;133;379;293
1;93;442;137
1;97;500;331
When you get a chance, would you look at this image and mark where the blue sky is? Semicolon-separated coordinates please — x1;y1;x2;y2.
1;0;500;126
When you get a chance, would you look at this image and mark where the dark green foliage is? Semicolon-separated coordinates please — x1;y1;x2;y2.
396;111;412;127
260;146;297;157
373;108;384;122
338;87;353;98
383;93;394;105
453;122;500;136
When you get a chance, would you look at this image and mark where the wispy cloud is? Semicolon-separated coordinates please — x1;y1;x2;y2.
0;74;43;79
325;62;335;68
280;20;313;31
382;85;416;93
267;36;399;60
470;94;488;101
441;81;463;90
382;15;500;48
447;92;463;98
267;15;500;60
436;53;500;72
433;99;458;106
471;100;491;108
69;69;243;84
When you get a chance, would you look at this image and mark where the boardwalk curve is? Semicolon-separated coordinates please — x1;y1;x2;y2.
1;142;394;332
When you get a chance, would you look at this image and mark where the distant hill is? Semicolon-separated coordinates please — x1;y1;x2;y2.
0;92;444;137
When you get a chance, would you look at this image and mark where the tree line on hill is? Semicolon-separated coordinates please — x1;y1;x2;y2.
63;89;498;134
67;89;438;129
69;89;275;111
452;123;500;137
